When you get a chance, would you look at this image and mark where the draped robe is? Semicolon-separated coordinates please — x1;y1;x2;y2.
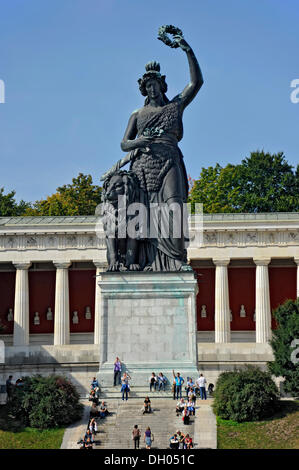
129;99;189;271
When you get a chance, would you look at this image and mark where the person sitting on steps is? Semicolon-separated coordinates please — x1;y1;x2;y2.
149;372;158;392
176;398;185;416
187;398;195;416
143;396;152;414
182;404;190;425
169;433;179;449
158;372;167;391
99;400;109;418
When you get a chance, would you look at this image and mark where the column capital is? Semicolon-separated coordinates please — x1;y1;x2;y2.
13;262;32;270
253;258;271;266
93;260;108;270
213;258;230;267
53;261;71;269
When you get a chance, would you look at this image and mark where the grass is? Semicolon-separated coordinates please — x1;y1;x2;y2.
217;400;299;449
0;405;65;449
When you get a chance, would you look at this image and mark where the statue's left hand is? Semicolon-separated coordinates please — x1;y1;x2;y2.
173;35;191;52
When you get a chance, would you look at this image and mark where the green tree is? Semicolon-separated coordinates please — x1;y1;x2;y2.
25;173;102;216
8;375;83;429
189;151;299;213
239;151;299;212
268;299;299;396
0;187;31;216
213;366;280;422
189;163;242;212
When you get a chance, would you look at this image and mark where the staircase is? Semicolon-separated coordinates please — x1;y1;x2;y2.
94;386;197;449
61;386;216;449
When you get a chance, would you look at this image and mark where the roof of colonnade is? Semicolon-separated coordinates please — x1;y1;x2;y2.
0;212;299;227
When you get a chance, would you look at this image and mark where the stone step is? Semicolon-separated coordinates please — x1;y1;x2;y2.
62;396;215;449
83;387;208;400
90;397;197;450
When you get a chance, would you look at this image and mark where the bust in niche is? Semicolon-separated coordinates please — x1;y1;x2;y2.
85;306;92;320
46;307;53;321
230;309;233;322
7;308;13;322
253;310;256;322
72;311;79;324
33;312;40;325
200;305;207;318
240;304;246;318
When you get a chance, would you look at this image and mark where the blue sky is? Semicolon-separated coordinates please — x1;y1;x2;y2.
0;0;298;202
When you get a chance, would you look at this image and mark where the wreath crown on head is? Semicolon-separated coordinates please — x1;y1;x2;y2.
138;61;168;97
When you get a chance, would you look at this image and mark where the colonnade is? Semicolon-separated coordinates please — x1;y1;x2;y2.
10;258;299;346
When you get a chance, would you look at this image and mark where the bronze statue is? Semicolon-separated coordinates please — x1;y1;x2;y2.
101;26;204;272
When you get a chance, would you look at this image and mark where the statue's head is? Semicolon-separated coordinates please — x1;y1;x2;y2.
138;61;168;104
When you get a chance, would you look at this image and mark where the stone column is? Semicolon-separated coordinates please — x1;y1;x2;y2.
13;262;31;346
213;258;231;343
254;258;272;343
295;258;299;299
53;261;71;345
93;260;107;345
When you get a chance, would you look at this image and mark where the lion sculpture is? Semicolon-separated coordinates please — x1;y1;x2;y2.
101;170;142;271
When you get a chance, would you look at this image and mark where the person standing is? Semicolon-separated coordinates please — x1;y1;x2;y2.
172;377;176;400
114;357;122;386
6;375;14;403
196;373;207;400
121;371;131;401
172;370;184;400
132;425;141;449
144;426;153;450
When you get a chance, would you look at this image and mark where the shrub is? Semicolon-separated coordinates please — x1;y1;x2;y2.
213;366;280;422
268;299;299;396
8;375;83;429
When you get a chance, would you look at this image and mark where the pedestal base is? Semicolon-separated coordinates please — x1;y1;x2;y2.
97;271;199;386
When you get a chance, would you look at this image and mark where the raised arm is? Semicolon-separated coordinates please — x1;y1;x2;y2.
173;35;204;110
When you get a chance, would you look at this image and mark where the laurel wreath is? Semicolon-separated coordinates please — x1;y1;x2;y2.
157;25;183;48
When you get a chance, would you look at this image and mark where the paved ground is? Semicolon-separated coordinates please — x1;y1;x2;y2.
60;399;90;449
61;390;217;449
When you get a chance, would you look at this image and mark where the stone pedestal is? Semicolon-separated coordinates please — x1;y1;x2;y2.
97;272;199;386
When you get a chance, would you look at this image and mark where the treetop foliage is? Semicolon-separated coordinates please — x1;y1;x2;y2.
0;187;31;217
25;173;102;216
189;150;299;213
0;151;298;216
